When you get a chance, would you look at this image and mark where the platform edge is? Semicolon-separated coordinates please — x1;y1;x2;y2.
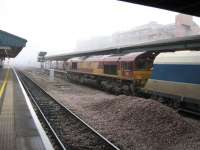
13;68;54;150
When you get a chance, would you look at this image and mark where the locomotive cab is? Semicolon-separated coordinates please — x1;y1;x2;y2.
120;52;158;87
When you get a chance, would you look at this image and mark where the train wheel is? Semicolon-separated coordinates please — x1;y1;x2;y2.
129;84;135;96
122;85;129;95
112;84;121;95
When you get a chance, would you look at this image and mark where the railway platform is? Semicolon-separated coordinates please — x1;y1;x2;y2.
0;67;53;150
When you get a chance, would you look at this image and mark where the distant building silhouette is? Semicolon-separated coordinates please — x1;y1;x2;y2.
76;14;200;50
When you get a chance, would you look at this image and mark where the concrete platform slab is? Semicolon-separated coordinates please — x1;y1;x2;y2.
0;68;53;150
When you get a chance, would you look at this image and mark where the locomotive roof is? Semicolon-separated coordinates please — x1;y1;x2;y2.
103;55;121;62
66;52;148;62
90;52;147;62
120;52;144;61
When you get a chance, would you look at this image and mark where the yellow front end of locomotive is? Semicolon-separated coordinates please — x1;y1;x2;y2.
133;70;152;80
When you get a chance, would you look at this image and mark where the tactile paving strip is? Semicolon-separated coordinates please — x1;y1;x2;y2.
0;69;47;150
0;70;15;150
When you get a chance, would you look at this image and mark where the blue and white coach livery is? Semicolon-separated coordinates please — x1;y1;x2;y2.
144;51;200;112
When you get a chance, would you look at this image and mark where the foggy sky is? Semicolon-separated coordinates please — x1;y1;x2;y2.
1;0;200;67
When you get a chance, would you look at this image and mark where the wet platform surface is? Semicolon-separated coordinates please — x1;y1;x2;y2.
0;67;52;150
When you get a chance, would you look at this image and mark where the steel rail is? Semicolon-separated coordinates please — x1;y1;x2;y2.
17;71;120;150
18;71;66;150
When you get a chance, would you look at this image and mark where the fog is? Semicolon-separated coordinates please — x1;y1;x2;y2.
1;0;200;68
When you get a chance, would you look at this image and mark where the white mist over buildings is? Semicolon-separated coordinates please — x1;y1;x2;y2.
76;14;200;50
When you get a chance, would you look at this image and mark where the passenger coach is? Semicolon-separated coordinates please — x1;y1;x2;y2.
144;51;200;112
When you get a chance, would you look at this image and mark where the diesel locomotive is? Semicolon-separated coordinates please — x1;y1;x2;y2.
45;51;158;94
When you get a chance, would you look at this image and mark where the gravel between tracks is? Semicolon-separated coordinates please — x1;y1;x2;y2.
24;69;200;150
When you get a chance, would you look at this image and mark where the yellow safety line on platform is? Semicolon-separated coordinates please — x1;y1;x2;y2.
0;69;10;98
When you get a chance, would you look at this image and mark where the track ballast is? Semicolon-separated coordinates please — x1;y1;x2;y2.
17;71;120;150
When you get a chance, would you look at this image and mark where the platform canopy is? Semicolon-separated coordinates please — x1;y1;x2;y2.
120;0;200;17
45;35;200;61
0;30;27;58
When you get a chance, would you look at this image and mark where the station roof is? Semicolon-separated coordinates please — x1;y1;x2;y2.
0;30;27;58
120;0;200;17
45;35;200;61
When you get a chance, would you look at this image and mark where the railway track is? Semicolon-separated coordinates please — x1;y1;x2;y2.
17;71;120;150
